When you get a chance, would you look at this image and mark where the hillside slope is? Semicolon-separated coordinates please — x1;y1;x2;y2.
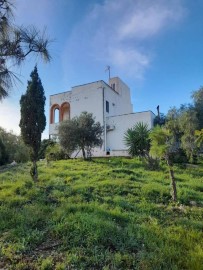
0;158;203;269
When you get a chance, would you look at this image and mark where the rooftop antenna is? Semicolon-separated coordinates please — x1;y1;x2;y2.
157;105;160;120
105;65;111;81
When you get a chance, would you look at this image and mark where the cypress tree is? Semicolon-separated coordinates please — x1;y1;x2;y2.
19;66;46;181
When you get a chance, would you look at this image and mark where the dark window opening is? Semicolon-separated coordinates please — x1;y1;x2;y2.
111;83;115;90
106;100;109;113
106;147;110;155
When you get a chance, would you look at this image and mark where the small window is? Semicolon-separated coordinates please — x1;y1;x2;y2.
111;83;115;90
106;100;109;113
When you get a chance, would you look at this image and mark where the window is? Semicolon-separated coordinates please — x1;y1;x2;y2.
111;83;115;90
106;100;109;113
54;108;60;123
50;104;60;124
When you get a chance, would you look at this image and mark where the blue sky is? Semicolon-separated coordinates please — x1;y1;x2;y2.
0;0;203;138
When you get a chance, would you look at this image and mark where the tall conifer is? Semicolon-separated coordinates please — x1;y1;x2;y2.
20;66;46;181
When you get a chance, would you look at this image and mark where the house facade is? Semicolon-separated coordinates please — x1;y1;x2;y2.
49;77;155;157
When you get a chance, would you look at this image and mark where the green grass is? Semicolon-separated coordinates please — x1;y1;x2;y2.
0;158;203;269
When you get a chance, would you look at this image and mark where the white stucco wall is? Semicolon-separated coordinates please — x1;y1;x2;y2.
49;77;155;157
50;91;72;107
49;81;104;135
104;87;133;118
106;77;133;117
106;111;155;152
49;77;134;137
70;81;104;123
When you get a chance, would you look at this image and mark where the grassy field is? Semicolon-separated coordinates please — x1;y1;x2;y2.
0;157;203;269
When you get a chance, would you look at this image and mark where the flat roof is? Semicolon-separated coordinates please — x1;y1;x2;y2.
50;79;118;97
106;111;156;118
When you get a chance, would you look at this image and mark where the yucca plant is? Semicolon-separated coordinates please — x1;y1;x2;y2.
124;122;150;158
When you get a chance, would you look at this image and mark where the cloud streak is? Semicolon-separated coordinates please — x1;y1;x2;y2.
65;0;186;80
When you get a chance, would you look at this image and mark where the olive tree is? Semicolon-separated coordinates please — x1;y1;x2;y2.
59;112;103;160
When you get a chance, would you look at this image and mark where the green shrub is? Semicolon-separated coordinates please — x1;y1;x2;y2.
172;148;188;164
39;257;53;270
45;144;66;162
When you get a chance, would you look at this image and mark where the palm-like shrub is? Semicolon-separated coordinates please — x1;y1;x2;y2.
149;126;177;201
124;122;150;158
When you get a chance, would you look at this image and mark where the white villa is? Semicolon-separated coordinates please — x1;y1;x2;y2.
49;77;155;157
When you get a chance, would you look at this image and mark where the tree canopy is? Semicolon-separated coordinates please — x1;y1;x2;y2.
19;66;46;180
149;126;177;201
191;86;203;129
0;135;8;165
0;127;29;163
0;0;51;100
59;112;103;159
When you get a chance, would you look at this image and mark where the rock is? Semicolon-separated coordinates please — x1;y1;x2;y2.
189;200;197;206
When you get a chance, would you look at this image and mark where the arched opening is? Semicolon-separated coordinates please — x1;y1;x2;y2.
61;102;70;121
50;104;60;124
54;108;60;123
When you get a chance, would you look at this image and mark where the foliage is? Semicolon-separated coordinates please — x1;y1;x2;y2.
179;107;198;163
153;113;166;126
0;136;8;165
0;0;51;100
150;126;173;159
58;118;78;157
38;256;53;270
124;122;150;158
195;129;203;149
191;86;203;129
170;148;188;164
166;105;199;163
0;127;30;163
0;158;203;269
149;126;177;201
165;107;182;145
38;139;56;159
19;66;46;181
59;112;103;159
45;144;66;162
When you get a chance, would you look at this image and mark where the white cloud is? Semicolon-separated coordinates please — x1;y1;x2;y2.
110;48;150;79
117;0;185;40
64;0;186;80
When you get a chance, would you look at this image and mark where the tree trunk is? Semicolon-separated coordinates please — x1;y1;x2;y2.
166;157;177;202
81;147;86;160
30;160;38;182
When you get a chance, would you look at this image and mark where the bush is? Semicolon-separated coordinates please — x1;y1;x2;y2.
171;148;188;164
0;137;8;165
38;139;56;159
0;128;30;164
45;144;66;161
143;156;160;170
